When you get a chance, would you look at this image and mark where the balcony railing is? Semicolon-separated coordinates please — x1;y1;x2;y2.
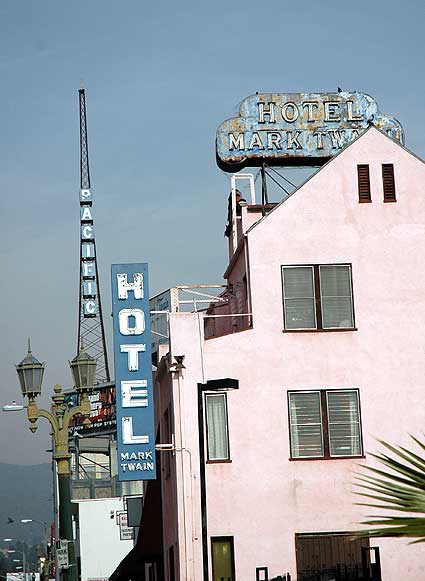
150;284;253;345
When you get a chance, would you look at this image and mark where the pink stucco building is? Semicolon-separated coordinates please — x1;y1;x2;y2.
140;127;425;581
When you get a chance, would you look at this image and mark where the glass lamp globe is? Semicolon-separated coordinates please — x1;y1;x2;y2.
69;346;97;392
15;340;45;398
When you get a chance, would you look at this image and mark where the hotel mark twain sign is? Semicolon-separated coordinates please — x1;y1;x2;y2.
111;264;156;481
216;92;404;171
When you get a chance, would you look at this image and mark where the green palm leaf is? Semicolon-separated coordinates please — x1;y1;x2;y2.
354;436;425;541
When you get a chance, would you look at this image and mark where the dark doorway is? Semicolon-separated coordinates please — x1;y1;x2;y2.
295;533;381;581
168;545;175;581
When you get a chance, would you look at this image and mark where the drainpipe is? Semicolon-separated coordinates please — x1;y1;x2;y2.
197;384;209;581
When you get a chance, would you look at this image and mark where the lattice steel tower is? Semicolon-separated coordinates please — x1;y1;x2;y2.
77;88;110;383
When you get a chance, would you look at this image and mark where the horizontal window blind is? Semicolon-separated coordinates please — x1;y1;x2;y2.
206;394;229;461
289;391;323;458
326;390;362;456
282;267;316;330
319;265;354;329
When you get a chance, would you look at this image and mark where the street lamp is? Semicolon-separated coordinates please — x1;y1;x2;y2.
15;341;97;581
20;520;48;556
2;402;25;412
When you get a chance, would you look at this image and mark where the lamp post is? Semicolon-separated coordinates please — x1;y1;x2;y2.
20;520;48;557
15;340;97;581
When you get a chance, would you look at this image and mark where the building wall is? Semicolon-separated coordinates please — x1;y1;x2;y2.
159;128;425;581
76;498;134;581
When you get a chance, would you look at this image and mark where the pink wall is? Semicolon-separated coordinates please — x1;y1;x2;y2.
158;128;425;580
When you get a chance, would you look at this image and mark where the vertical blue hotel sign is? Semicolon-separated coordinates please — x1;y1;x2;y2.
111;263;156;481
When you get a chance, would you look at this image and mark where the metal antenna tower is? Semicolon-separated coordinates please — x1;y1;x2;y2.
77;88;110;383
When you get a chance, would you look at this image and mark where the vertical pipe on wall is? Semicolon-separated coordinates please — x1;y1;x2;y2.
175;370;190;581
197;384;209;581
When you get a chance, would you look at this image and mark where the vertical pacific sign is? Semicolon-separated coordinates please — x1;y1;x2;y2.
80;189;98;317
111;263;156;481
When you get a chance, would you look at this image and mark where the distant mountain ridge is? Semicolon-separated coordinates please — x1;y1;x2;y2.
0;463;53;545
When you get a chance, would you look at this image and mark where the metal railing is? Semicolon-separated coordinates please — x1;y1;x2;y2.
150;285;228;350
150;284;253;344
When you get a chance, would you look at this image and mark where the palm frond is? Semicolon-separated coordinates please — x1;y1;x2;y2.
354;435;425;541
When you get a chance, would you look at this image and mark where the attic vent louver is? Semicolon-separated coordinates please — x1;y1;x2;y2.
382;163;396;202
357;164;371;203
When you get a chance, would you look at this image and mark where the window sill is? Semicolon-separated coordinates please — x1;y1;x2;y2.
282;328;358;333
289;455;366;462
206;459;232;464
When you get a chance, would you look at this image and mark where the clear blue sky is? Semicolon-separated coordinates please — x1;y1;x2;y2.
0;0;423;463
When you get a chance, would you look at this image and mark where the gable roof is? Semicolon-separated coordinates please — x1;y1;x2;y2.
246;126;425;235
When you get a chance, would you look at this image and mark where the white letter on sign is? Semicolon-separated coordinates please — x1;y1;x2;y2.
80;207;93;221
122;417;149;444
80;189;91;200
258;102;276;123
82;225;94;239
121;380;148;407
119;309;145;335
120;344;146;370
117;273;144;299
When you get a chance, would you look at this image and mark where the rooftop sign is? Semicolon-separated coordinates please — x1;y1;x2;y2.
216;92;404;171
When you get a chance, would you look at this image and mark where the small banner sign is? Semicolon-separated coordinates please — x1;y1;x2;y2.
111;263;156;481
216;91;404;171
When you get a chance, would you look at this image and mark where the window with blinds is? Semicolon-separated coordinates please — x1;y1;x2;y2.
282;264;355;331
319;266;354;329
357;164;371;203
289;392;324;458
282;266;316;330
288;389;362;459
382;163;396;202
326;390;362;456
206;393;230;461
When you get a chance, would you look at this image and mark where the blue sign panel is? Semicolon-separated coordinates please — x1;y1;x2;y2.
111;263;156;481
